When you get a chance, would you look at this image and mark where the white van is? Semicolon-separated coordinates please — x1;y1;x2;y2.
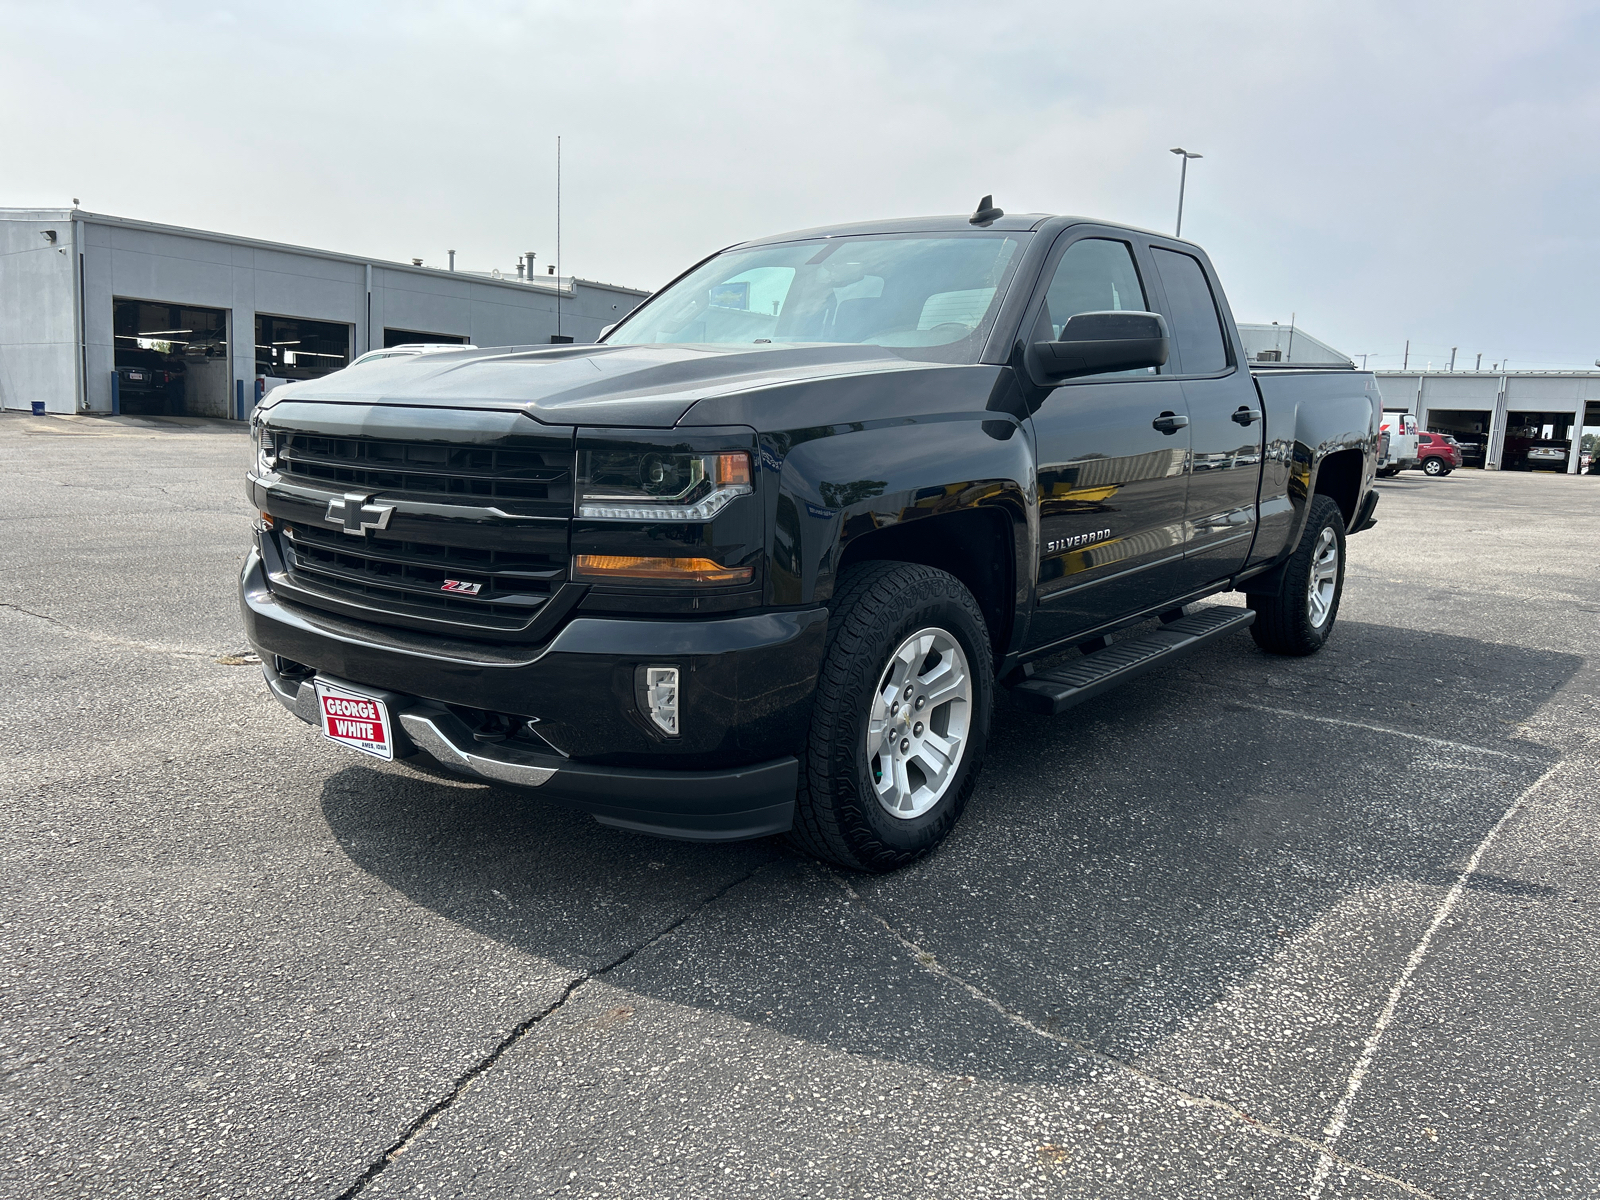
1377;412;1419;477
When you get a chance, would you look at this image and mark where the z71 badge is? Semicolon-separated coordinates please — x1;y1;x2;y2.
1047;528;1112;554
440;579;483;595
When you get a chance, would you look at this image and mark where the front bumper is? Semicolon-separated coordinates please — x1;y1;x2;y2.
241;549;826;841
264;660;798;840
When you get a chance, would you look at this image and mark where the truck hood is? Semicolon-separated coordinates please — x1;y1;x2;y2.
265;342;941;428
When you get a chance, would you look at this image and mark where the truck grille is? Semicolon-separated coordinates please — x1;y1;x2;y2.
269;431;571;511
278;520;564;633
257;405;576;640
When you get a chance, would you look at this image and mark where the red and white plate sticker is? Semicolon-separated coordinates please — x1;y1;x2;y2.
315;681;394;760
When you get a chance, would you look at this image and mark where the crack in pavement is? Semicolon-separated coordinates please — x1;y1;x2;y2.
828;869;1443;1200
0;601;244;661
1304;748;1584;1199
334;857;783;1199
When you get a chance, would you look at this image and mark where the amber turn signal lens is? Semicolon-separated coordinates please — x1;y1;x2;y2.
258;512;274;529
572;555;753;585
715;451;752;487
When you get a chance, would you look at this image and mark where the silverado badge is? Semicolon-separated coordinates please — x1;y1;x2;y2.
1046;528;1112;554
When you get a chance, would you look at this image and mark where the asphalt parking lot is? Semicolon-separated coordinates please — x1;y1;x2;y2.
2;411;1597;1199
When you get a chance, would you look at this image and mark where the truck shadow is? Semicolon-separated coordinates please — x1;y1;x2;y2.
319;617;1585;1090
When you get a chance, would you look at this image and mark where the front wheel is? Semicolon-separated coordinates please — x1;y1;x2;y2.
790;562;993;872
1249;494;1347;656
1422;457;1445;476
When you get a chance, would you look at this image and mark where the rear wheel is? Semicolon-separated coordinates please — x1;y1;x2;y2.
790;562;992;872
1249;494;1346;656
1422;457;1445;476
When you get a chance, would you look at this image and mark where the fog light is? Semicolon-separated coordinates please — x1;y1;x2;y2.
638;666;680;737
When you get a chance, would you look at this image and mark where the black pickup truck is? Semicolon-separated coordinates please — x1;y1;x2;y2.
241;202;1380;871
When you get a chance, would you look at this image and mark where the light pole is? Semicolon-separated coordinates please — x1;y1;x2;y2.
556;134;562;341
1170;147;1202;237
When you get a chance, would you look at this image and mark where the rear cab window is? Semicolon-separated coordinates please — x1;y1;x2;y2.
1150;248;1231;375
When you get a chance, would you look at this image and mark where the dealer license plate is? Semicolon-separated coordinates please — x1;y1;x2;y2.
315;680;394;760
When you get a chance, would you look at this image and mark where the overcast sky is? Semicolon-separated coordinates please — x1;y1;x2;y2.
6;0;1600;370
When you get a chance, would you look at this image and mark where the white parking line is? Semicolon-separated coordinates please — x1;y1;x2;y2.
1304;753;1571;1198
1233;702;1543;763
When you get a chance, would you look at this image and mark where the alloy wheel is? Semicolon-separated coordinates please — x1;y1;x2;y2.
866;627;972;820
1306;527;1340;628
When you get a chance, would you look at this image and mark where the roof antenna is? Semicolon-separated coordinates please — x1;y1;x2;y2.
969;194;1003;226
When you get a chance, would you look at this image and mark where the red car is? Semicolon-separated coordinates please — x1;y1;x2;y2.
1415;432;1462;476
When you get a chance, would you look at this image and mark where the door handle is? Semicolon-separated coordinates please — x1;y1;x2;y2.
1152;412;1189;435
1232;406;1262;426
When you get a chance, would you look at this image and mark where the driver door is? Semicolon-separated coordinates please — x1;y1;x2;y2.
1023;231;1192;652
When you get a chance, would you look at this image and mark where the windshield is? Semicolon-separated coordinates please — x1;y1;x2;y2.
606;232;1028;364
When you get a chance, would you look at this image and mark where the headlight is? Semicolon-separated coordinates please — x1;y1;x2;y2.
252;418;278;477
577;448;752;520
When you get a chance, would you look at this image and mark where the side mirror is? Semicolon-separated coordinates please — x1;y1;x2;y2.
1030;311;1169;381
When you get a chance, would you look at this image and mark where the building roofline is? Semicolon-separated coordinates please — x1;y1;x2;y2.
0;207;650;298
1375;369;1600;377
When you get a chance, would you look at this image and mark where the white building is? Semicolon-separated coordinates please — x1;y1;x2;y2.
1375;370;1598;474
0;207;648;418
1237;322;1353;367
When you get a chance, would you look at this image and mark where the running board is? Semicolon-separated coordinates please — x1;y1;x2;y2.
1008;606;1256;716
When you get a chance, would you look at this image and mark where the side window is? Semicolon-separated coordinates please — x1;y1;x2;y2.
1041;238;1147;339
1150;248;1229;374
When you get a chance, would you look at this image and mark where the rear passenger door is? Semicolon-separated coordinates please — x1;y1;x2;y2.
1145;243;1263;590
1022;229;1192;651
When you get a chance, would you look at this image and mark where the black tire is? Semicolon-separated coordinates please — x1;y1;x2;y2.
789;562;993;872
1376;465;1398;478
1248;494;1347;657
1422;457;1445;476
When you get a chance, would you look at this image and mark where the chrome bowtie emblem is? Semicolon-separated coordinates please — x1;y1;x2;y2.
325;492;395;536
